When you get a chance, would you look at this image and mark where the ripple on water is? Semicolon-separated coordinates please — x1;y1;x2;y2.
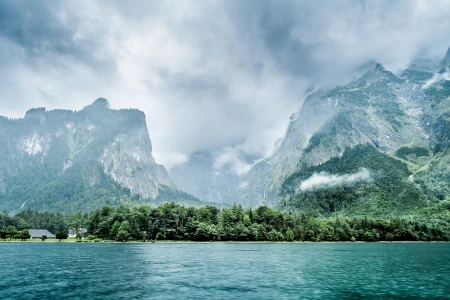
0;243;449;299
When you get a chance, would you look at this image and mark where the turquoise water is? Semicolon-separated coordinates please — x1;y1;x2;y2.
1;243;449;299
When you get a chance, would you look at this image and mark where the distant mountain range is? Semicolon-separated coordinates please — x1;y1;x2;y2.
2;47;450;217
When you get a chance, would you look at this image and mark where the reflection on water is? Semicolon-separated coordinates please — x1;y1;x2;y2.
1;243;449;299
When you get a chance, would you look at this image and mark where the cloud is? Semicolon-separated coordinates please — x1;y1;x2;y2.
0;0;450;172
155;152;188;170
299;168;372;192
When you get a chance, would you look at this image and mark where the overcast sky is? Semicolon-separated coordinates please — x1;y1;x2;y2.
1;0;450;173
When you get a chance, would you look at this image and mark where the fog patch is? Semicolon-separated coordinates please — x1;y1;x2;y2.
299;168;371;192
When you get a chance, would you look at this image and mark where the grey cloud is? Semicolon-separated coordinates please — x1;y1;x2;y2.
0;0;116;72
228;0;317;76
158;71;230;101
0;0;449;173
227;0;450;85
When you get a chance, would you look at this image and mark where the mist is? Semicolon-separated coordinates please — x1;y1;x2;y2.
299;168;372;192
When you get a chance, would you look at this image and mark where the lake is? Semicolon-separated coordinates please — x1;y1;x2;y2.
1;242;449;299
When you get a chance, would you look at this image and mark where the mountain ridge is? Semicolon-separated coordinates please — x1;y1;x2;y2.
0;99;199;213
233;47;450;215
2;46;450;217
166;49;450;213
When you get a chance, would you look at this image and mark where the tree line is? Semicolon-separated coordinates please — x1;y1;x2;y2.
0;226;31;241
86;203;450;242
2;203;449;242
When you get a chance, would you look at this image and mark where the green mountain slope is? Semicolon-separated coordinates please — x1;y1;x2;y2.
237;61;430;207
0;99;199;213
279;145;428;217
238;46;450;218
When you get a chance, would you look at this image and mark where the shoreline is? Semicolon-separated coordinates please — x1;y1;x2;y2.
1;239;449;244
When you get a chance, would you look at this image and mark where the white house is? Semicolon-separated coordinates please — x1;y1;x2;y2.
68;227;88;238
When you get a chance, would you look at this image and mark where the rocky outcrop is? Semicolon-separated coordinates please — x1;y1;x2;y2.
0;98;176;211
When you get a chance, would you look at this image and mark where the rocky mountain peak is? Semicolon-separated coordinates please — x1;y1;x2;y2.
24;107;46;118
361;61;392;80
83;98;111;111
441;46;450;69
92;98;110;108
0;99;186;212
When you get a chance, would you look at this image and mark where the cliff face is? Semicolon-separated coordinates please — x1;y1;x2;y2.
165;48;450;211
0;98;176;212
236;48;450;208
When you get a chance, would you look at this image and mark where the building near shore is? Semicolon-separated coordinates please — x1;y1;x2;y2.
29;229;55;239
68;228;88;238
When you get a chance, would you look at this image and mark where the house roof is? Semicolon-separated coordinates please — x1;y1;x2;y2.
29;229;56;238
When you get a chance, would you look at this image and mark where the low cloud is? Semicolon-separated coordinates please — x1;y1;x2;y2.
153;151;188;170
299;168;372;192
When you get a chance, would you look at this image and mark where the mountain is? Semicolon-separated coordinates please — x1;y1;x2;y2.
5;47;449;217
236;47;450;216
0;98;198;213
169;151;240;205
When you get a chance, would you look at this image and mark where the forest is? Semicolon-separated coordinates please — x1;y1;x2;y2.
279;144;430;217
1;202;450;242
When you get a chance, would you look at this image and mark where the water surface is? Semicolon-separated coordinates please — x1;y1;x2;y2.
1;243;449;299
